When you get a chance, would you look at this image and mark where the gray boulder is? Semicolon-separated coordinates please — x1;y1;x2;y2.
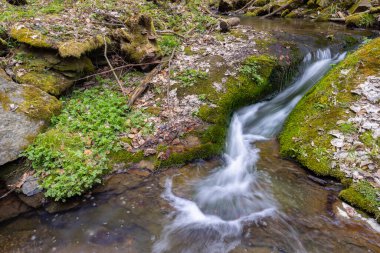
0;76;61;165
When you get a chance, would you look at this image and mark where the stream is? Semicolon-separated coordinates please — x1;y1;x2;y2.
0;19;379;253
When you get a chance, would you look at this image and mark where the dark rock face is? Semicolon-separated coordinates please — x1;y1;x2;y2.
0;77;61;165
218;0;249;12
0;192;30;222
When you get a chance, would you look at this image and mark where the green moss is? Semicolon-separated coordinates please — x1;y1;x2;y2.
15;69;73;96
0;91;11;110
10;27;55;48
346;13;375;28
369;6;380;14
340;183;380;221
155;143;222;168
12;48;95;95
280;38;380;220
19;85;62;120
109;150;145;165
58;35;106;58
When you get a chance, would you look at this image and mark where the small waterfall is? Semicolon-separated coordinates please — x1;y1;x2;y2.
153;49;346;253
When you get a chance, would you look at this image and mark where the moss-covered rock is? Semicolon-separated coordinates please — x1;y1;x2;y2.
12;48;95;95
10;25;55;49
0;76;61;166
280;38;380;220
58;35;106;58
346;12;376;28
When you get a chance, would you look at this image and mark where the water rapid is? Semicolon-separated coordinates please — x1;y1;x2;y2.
153;49;347;253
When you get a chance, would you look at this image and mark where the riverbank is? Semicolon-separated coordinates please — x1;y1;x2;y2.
280;37;380;221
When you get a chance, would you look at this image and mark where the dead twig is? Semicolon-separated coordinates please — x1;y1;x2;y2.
103;36;126;96
262;1;293;19
128;60;168;106
0;188;15;200
74;60;169;83
234;0;256;13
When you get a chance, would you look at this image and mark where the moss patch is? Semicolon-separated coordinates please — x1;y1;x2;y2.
10;26;55;49
19;85;62;121
58;35;106;58
280;38;380;220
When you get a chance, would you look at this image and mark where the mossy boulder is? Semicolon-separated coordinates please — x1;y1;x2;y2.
10;25;55;49
0;76;61;166
12;48;95;95
58;35;107;58
280;38;380;220
346;12;376;28
112;14;161;64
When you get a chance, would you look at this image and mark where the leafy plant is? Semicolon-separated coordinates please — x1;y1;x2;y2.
239;62;264;85
158;35;180;56
340;122;357;134
23;85;152;201
175;69;208;87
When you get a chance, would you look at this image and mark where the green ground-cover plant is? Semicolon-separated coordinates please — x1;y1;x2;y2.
158;35;180;56
175;69;208;87
23;84;152;201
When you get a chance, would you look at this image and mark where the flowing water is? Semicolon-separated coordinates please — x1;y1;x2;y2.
152;49;346;253
0;19;379;253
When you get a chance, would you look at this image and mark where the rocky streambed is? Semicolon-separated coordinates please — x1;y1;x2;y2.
0;0;380;251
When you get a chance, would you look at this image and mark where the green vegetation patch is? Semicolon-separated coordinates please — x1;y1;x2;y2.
23;85;151;201
280;38;380;220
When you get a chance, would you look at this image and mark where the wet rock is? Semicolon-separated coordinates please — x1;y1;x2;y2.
0;193;31;222
0;77;61;165
18;192;44;208
134;160;155;171
93;173;145;194
21;176;41;196
128;168;151;177
307;175;328;186
44;200;81;214
220;17;241;32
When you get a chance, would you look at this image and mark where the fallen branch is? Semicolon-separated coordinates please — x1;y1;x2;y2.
234;0;256;13
103;36;126;96
74;60;169;83
128;60;169;106
262;1;293;19
0;188;15;200
329;17;345;23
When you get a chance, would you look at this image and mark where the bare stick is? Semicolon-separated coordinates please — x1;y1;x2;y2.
0;188;15;200
74;60;169;83
262;1;293;19
128;61;168;106
103;36;126;96
234;0;256;13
